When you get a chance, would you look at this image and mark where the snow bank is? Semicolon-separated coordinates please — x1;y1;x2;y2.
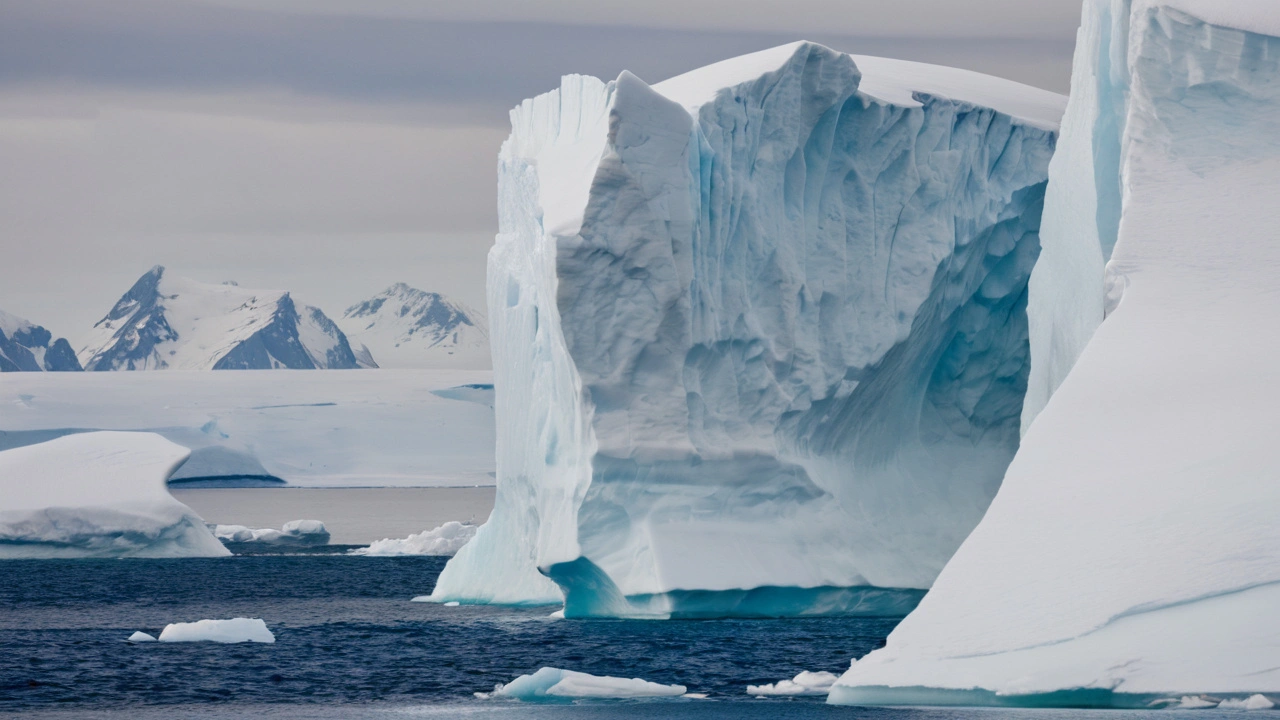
431;41;1062;615
747;671;839;697
831;0;1280;706
350;521;475;556
0;432;229;559
480;667;686;701
158;618;275;643
213;520;329;546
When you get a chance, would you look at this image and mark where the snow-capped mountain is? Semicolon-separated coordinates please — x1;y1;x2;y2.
79;266;363;371
0;310;82;372
341;283;489;369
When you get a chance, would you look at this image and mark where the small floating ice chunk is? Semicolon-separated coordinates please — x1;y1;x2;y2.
212;520;329;546
484;667;686;701
349;521;476;556
1178;696;1220;709
1219;695;1275;710
127;631;157;643
444;601;460;607
158;618;275;643
746;670;839;696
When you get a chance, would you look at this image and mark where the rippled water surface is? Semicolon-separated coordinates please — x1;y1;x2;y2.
0;554;896;715
0;555;1258;719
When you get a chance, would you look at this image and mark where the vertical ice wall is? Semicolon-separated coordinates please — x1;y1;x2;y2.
832;0;1280;705
432;42;1063;615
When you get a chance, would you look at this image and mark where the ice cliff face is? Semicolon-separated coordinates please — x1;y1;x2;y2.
341;283;489;369
832;0;1280;705
0;310;81;372
431;42;1063;615
80;266;362;371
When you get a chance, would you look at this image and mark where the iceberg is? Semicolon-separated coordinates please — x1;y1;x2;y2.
831;0;1280;706
157;618;275;643
480;667;687;701
431;41;1063;615
351;521;476;556
0;432;229;559
747;670;840;697
127;631;157;643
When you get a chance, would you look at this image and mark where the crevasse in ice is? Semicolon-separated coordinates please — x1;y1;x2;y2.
431;42;1064;616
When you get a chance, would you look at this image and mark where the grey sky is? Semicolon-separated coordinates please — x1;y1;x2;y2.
0;0;1081;339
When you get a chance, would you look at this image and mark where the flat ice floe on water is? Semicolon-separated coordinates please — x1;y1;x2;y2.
155;618;275;644
350;521;476;556
478;667;687;701
0;432;228;559
746;670;839;697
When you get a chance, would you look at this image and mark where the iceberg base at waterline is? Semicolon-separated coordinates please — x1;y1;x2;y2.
0;432;229;559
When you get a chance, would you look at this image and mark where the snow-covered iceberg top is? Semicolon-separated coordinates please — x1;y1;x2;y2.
479;667;687;701
432;40;1062;617
831;0;1280;706
156;618;275;643
350;521;476;556
213;519;330;546
0;432;229;559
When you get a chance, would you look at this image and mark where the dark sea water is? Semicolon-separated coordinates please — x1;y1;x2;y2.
0;553;1255;719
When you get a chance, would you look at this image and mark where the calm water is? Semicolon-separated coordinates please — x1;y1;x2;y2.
0;555;1257;719
172;487;496;544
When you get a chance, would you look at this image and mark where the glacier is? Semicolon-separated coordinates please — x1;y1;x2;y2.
79;266;362;371
830;0;1280;706
431;41;1064;614
0;432;229;559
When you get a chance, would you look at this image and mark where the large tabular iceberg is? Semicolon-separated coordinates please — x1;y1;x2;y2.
831;0;1280;706
431;41;1064;615
0;432;229;558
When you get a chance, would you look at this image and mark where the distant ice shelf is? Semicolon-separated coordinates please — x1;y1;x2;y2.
0;369;495;487
431;41;1063;615
830;0;1280;705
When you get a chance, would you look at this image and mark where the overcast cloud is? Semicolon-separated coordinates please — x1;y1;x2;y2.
0;0;1081;338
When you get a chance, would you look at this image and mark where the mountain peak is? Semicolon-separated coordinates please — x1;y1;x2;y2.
80;267;361;371
340;284;489;370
